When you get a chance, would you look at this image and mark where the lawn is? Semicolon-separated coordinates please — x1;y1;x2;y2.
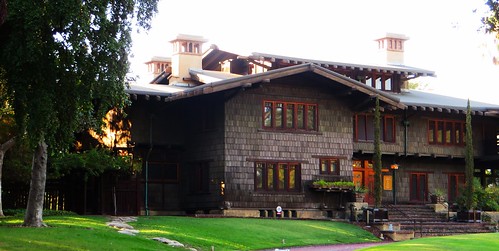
1;215;498;251
0;216;169;251
361;232;499;251
0;215;379;250
131;216;379;250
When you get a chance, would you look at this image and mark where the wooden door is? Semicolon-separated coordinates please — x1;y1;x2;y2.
410;173;428;203
353;160;375;205
448;174;465;203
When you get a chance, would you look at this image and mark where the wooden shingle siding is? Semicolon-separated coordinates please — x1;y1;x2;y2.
354;112;487;157
224;80;354;209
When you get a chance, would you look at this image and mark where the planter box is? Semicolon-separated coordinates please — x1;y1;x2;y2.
457;210;482;223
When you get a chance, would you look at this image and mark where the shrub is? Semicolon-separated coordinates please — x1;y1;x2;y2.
2;209;77;217
457;178;499;211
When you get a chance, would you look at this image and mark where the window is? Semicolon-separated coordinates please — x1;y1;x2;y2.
354;114;396;142
263;101;317;131
428;119;464;146
255;162;301;192
320;158;340;175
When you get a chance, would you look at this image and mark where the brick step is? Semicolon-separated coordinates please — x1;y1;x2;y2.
400;223;495;237
388;217;447;223
389;214;446;218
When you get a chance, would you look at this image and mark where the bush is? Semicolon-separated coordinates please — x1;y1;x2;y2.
457;178;499;211
2;209;77;217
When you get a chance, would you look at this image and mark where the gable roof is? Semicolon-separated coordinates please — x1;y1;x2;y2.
163;63;406;109
393;90;499;116
249;52;435;78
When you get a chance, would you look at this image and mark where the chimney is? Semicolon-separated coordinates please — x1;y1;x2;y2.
169;34;208;84
145;56;171;80
375;33;408;65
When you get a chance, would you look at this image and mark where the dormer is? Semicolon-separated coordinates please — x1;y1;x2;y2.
375;33;408;65
170;34;208;84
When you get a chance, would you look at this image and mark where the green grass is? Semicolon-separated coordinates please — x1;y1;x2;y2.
361;233;499;251
131;217;379;250
0;215;379;251
1;215;498;251
0;216;171;251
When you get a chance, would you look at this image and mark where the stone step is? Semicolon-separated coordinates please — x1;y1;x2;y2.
381;204;496;238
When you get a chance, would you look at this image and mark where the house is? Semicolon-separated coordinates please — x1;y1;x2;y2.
122;34;499;218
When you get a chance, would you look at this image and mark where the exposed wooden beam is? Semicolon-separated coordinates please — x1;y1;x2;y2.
353;96;374;111
334;88;355;97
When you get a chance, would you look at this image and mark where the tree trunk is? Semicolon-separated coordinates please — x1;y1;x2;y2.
22;140;48;227
0;137;15;217
373;97;383;208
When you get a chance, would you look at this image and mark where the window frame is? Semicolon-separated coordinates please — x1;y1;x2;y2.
427;119;464;146
319;158;340;175
354;114;396;143
263;100;318;132
255;161;301;192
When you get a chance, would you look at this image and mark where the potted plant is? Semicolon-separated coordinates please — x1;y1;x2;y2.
312;179;330;189
430;188;446;204
353;186;368;202
331;180;355;189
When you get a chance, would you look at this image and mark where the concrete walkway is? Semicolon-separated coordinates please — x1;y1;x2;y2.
264;241;392;251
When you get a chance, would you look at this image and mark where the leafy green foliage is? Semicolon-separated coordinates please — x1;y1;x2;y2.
484;0;499;38
464;100;475;210
312;179;355;189
457;178;499;211
0;0;157;226
0;0;158;152
373;97;382;207
2;209;77;217
50;148;140;179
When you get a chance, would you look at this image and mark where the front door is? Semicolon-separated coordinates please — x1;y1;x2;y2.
353;160;375;205
410;173;428;203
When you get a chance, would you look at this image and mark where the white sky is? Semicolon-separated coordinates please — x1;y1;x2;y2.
130;0;499;104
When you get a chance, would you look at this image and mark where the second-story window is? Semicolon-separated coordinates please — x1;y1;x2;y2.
354;114;396;142
320;158;340;175
428;119;464;146
263;101;317;131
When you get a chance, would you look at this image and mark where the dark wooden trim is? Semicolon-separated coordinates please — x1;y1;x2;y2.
262;99;319;132
311;155;349;159
427;118;465;146
246;158;309;163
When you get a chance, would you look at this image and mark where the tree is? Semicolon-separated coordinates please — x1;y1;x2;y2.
464;100;476;210
373;97;383;208
0;0;158;227
484;0;499;38
0;68;16;217
484;0;499;65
